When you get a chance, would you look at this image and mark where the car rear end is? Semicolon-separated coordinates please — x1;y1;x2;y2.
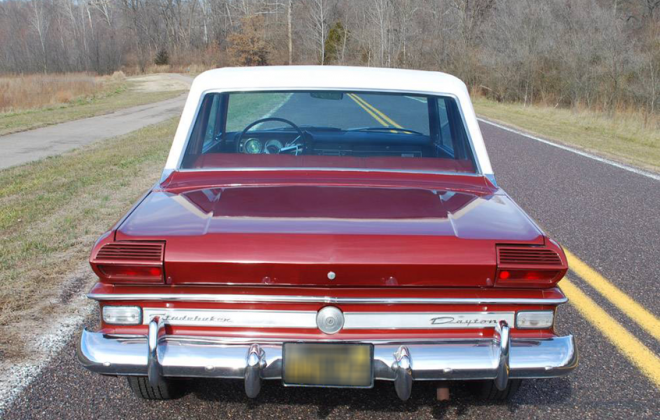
77;67;577;401
79;236;577;401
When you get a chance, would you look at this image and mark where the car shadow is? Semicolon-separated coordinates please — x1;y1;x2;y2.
189;377;573;419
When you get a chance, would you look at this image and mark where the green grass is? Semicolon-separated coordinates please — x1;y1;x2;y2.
473;97;660;172
0;119;177;356
226;93;292;131
0;91;292;358
0;81;184;136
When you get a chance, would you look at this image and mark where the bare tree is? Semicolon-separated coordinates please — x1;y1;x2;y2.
29;0;50;73
306;0;332;65
0;0;657;123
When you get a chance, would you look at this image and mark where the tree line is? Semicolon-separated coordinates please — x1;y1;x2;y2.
0;0;659;115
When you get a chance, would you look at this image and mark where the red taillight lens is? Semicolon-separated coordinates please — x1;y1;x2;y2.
97;265;163;283
495;269;561;286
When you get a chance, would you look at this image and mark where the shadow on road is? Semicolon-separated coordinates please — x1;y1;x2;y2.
189;377;573;419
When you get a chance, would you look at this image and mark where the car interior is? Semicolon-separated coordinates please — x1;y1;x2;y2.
181;91;477;174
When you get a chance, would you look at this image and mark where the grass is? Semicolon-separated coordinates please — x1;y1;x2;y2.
472;97;660;172
0;118;177;357
0;73;184;136
226;92;292;131
0;91;290;358
0;73;104;111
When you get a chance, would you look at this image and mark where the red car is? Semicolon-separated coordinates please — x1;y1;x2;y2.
77;66;577;402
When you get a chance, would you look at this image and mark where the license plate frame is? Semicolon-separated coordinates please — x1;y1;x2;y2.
282;342;374;388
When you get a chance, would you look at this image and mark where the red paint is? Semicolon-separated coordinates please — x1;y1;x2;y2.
104;171;557;288
88;170;569;338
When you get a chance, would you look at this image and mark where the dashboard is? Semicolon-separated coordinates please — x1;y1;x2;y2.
234;131;434;158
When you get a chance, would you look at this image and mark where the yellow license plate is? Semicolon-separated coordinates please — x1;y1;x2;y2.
283;343;373;387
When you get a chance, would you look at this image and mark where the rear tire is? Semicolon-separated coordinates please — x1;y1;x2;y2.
468;379;522;401
127;376;184;400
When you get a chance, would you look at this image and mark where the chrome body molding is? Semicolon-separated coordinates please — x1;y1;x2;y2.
140;308;516;330
89;293;568;306
343;311;515;330
77;329;578;400
142;308;318;329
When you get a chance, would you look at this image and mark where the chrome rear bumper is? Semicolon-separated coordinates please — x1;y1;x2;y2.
77;319;577;400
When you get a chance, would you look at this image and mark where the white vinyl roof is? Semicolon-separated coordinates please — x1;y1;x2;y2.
192;66;468;94
164;66;494;178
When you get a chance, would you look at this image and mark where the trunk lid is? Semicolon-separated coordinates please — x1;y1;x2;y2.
116;184;544;287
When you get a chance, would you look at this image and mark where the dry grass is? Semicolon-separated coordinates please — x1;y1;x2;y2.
473;96;660;173
0;73;185;136
0;118;177;358
122;63;212;77
0;72;124;112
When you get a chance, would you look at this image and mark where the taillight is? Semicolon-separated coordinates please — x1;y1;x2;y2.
495;244;567;288
90;241;165;284
97;265;163;283
496;269;562;285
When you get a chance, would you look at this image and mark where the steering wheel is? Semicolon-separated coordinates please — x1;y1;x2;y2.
236;117;305;154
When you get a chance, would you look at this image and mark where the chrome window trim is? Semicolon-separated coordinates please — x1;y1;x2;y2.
485;173;498;187
88;293;568;305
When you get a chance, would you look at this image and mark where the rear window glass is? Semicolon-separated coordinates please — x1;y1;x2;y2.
182;91;476;174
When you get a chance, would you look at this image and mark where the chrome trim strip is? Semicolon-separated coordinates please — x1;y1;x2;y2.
343;312;515;330
142;308;317;329
98;335;505;344
89;293;568;305
141;308;516;330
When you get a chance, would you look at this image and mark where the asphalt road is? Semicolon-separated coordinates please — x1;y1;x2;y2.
3;93;659;419
0;75;192;170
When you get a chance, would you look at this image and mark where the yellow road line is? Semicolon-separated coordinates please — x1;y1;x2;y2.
349;94;404;128
346;93;390;127
562;278;660;390
566;249;660;342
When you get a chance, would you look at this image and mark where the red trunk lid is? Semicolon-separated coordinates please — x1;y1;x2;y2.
115;182;544;287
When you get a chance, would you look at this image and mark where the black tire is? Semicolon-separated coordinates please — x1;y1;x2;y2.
468;379;522;401
127;376;184;400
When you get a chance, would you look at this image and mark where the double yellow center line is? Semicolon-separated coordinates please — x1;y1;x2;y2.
347;93;410;134
347;93;660;391
561;278;660;389
565;249;660;342
562;249;660;389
